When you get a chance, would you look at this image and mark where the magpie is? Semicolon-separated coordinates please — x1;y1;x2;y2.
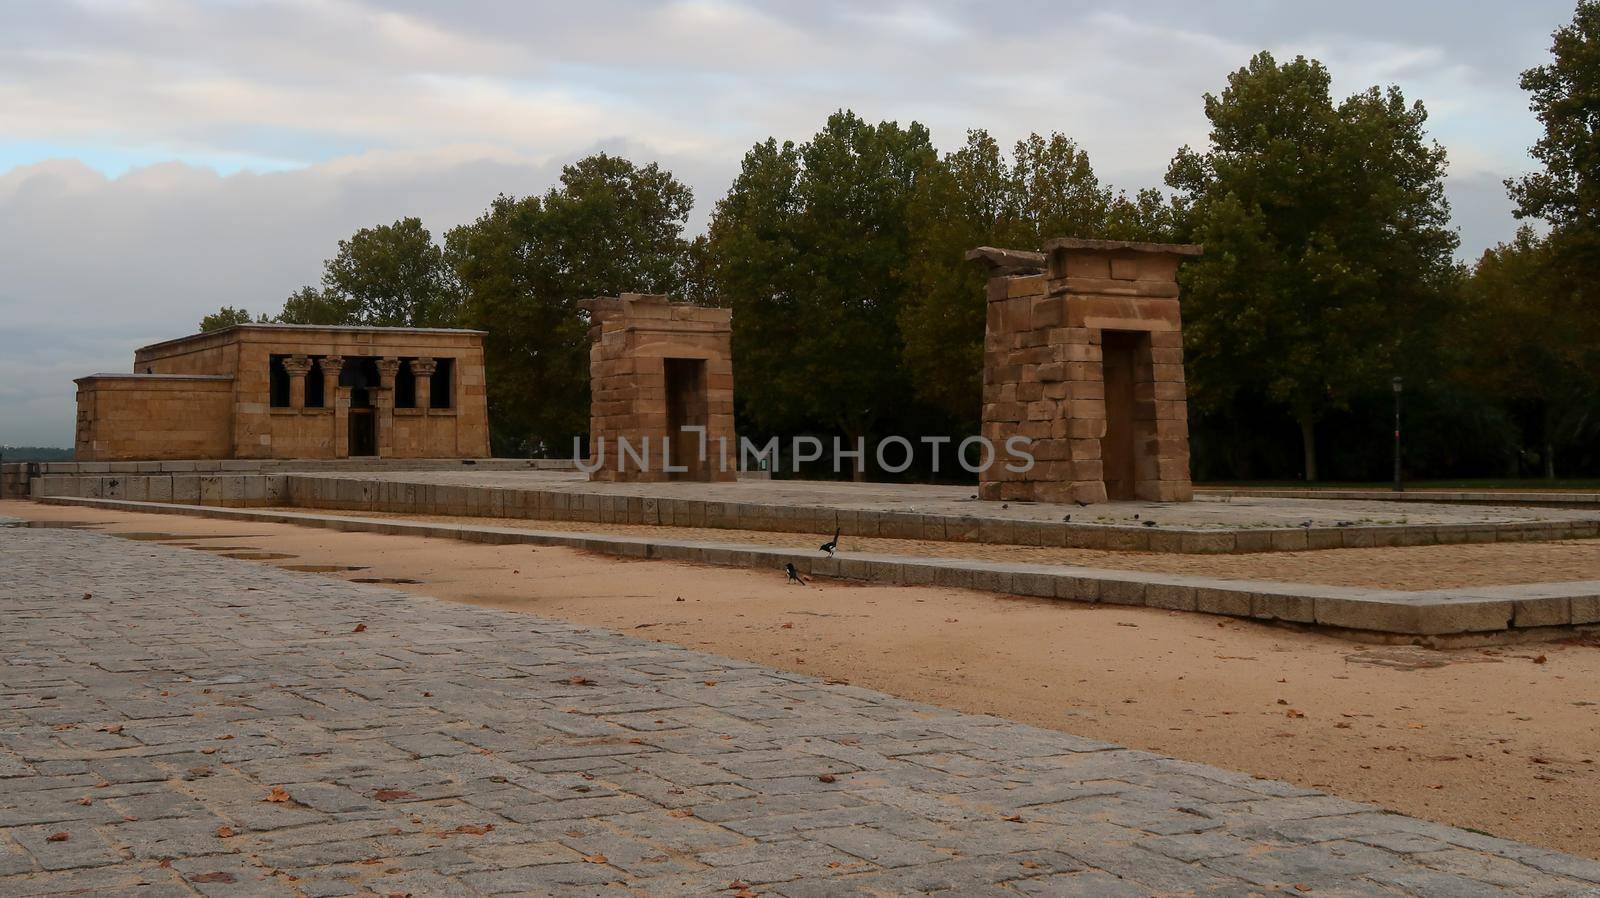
785;563;807;585
819;528;840;557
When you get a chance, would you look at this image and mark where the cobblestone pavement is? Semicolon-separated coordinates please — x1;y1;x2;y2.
3;524;1599;898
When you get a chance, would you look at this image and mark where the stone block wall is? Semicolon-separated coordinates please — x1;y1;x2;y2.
74;375;235;461
973;238;1199;504
581;294;736;482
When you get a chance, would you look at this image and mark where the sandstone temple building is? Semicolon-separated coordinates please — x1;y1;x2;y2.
73;324;490;461
969;238;1201;504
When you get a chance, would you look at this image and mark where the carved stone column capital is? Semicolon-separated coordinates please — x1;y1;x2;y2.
375;357;401;387
409;357;438;377
280;354;313;377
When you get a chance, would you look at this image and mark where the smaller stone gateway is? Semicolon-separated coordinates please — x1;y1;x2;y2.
579;293;736;482
969;238;1202;504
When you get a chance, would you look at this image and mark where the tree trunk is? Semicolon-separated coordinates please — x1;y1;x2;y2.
1298;415;1318;482
1543;402;1557;480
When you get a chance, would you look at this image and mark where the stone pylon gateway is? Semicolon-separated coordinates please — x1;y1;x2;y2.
579;293;736;482
969;238;1202;504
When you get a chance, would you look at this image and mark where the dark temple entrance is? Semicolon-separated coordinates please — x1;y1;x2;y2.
340;358;380;458
664;358;709;481
1099;331;1147;500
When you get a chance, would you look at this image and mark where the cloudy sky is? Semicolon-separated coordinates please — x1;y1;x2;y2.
0;0;1576;447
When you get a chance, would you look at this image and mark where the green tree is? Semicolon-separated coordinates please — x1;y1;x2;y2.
277;286;360;326
1459;228;1600;477
197;305;261;332
446;153;695;455
279;217;459;327
1167;52;1458;480
708;111;936;477
1509;0;1600;234
898;130;1177;424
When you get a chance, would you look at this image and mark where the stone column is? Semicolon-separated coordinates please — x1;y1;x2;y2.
281;354;313;409
409;358;437;410
324;355;347;457
375;357;400;458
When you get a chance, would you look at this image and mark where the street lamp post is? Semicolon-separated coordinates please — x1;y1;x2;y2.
1392;376;1404;492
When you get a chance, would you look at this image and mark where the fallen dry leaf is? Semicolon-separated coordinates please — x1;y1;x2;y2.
1021;860;1041;869
565;675;595;686
45;832;69;843
582;854;608;864
1286;709;1305;719
352;623;367;633
373;789;414;802
780;622;794;629
667;808;695;818
100;724;124;734
817;774;836;783
216;826;236;838
442;823;494;836
703;680;717;687
1001;814;1023;823
189;872;236;884
264;786;292;803
1533;654;1548;664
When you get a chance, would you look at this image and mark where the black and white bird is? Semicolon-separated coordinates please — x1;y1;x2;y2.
785;563;807;585
819;528;840;557
1142;519;1158;528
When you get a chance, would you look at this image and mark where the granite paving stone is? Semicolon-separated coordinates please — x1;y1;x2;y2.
2;522;1599;897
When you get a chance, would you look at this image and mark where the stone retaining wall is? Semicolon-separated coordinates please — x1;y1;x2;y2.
276;474;1600;555
36;497;1600;639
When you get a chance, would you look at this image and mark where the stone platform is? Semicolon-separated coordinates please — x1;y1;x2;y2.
16;464;1600;553
40;497;1600;638
4;522;1599;896
283;470;1599;553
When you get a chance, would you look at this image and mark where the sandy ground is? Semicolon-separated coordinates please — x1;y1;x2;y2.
6;499;1600;861
271;507;1600;590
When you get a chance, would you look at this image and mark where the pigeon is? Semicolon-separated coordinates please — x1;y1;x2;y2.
1001;503;1009;509
1062;514;1071;522
1335;520;1354;528
1299;520;1313;529
1133;514;1140;520
785;563;807;585
1075;500;1090;508
1142;520;1157;528
819;528;840;557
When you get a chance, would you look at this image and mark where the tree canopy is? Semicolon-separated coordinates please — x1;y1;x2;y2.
1167;51;1458;480
279;217;458;328
446;154;695;455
